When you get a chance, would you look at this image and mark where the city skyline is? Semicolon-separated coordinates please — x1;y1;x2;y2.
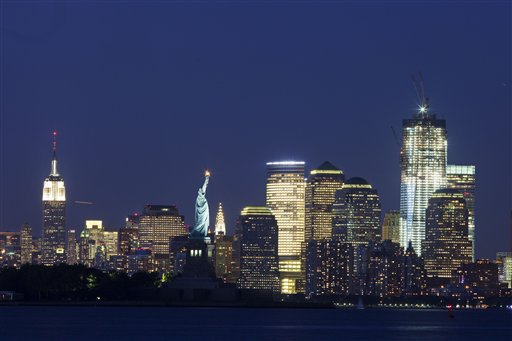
0;2;510;260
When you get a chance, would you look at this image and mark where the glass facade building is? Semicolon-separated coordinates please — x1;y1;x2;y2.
20;223;32;265
305;161;345;241
138;205;187;273
332;177;382;246
399;111;447;255
266;161;306;294
237;206;280;292
422;189;472;278
446;164;476;260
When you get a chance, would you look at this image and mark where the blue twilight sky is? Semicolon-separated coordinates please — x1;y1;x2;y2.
0;1;510;258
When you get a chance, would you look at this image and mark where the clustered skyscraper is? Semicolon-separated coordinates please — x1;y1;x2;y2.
3;88;511;306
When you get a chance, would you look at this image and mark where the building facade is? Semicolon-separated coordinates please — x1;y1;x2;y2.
214;234;235;283
237;206;280;292
20;223;32;265
66;229;78;265
422;189;472;279
305;161;345;241
496;252;512;288
266;161;306;294
446;165;476;260
138;205;187;272
305;239;353;298
399;111;447;255
332;177;382;248
382;210;400;244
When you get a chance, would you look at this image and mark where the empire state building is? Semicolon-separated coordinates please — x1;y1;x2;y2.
41;131;67;266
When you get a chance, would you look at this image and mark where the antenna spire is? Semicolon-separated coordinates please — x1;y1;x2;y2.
411;72;429;115
50;130;59;176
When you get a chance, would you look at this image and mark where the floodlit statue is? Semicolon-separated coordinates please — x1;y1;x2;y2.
190;170;210;239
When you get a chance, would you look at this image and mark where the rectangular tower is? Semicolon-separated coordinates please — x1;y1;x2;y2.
138;205;187;272
446;165;476;260
266;161;305;294
20;223;32;265
237;206;280;292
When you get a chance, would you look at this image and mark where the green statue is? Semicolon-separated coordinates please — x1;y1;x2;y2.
190;170;210;239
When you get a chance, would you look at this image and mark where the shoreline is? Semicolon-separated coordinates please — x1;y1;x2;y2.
1;301;510;310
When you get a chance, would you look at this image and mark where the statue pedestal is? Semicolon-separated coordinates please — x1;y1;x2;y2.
182;238;216;278
170;237;221;300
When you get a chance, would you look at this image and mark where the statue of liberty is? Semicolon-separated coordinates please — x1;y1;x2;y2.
190;170;210;239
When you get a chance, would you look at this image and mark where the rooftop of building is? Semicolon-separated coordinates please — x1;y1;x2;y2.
240;206;273;216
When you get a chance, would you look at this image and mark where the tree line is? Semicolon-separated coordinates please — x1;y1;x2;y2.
0;264;162;301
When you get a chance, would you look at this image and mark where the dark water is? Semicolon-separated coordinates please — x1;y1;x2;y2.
1;306;511;340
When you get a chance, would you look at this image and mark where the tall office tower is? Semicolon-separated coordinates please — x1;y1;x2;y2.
215;203;226;235
66;229;78;265
305;161;345;241
102;231;118;260
382;210;400;244
446;165;476;260
266;161;306;294
20;223;32;265
237;206;280;292
332;177;382;247
422;189;472;279
332;177;381;294
119;230;139;256
214;234;235;283
399;108;447;255
41;131;67;266
401;242;426;296
79;220;104;267
496;252;512;288
138;205;187;272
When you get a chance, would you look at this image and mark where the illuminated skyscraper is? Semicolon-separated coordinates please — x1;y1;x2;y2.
305;161;344;241
332;177;382;247
138;205;187;272
446;165;476;260
214;234;235;283
266;161;306;294
496;252;512;288
382;210;400;244
215;203;226;235
20;223;32;265
42;131;67;266
304;161;345;298
237;206;279;292
399;109;447;255
422;189;472;279
66;229;78;265
79;220;104;267
332;177;382;294
119;214;139;256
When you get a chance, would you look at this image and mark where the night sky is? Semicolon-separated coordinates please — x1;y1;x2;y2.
0;1;510;259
